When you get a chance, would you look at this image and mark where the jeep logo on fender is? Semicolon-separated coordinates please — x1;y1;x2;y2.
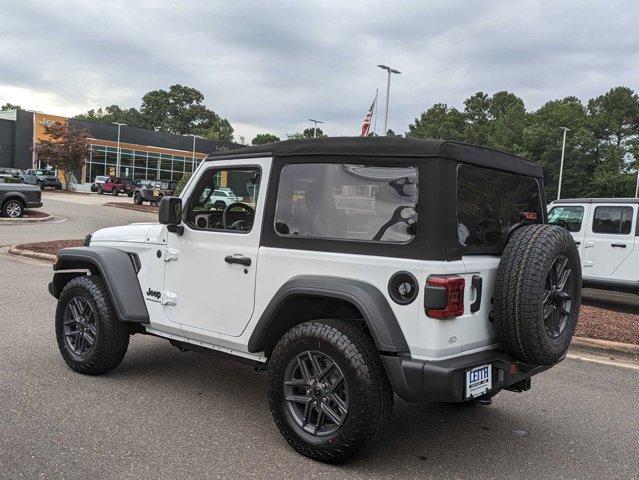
146;288;161;300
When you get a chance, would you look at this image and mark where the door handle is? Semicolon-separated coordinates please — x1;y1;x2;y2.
584;241;595;248
611;243;627;248
225;254;251;266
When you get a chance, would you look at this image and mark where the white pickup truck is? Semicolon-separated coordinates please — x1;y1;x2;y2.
548;198;639;294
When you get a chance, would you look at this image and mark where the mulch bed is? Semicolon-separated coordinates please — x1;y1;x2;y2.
104;202;157;213
22;210;50;219
14;239;84;256
576;305;639;346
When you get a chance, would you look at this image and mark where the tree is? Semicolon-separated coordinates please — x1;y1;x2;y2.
75;84;234;142
174;172;192;196
1;103;21;111
407;103;465;141
140;85;234;141
302;127;326;138
75;105;145;128
251;133;280;145
34;122;90;190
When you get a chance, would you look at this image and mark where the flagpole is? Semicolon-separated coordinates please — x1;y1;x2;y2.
372;89;379;135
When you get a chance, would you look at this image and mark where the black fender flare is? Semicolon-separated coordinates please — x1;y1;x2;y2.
1;192;28;206
49;246;149;323
247;275;409;354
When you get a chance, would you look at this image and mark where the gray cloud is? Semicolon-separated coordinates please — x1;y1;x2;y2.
1;0;638;140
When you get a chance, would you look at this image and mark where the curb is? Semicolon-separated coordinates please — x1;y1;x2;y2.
8;245;57;263
0;212;53;223
570;336;639;362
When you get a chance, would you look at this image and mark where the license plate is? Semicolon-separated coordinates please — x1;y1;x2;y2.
466;364;492;398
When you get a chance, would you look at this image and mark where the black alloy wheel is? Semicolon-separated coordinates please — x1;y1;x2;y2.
543;256;574;339
63;296;98;357
284;350;349;437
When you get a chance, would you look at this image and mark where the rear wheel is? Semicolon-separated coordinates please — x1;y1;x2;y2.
494;224;582;365
2;199;23;218
98;186;103;195
268;319;393;463
112;188;118;197
55;276;130;375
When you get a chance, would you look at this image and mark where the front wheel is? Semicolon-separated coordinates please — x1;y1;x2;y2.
55;276;130;375
268;319;393;464
134;193;143;205
98;186;103;195
112;188;118;197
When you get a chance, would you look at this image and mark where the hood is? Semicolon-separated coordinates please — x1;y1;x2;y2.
90;223;167;245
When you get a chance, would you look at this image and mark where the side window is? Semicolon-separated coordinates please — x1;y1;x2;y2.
274;163;417;243
548;206;584;232
592;206;633;234
457;164;542;249
186;167;261;232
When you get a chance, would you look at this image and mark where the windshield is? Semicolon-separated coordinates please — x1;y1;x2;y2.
36;170;55;176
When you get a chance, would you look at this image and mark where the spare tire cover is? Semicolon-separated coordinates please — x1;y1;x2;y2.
494;224;582;365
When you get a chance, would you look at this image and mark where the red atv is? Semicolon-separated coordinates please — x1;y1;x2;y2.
97;177;126;196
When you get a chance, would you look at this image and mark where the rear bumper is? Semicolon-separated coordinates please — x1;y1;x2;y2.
26;201;43;208
380;349;552;403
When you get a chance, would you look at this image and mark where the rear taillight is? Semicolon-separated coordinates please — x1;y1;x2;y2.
426;275;465;318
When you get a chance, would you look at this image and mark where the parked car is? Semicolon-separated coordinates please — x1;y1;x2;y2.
0;182;42;217
19;169;38;185
90;175;110;192
208;187;243;210
0;168;23;182
549;198;638;294
133;179;177;206
26;169;63;190
97;176;127;196
50;138;582;463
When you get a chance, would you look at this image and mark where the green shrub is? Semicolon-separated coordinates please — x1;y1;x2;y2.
175;173;192;196
2;176;21;183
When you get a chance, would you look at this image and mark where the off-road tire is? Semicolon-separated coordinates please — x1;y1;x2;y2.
268;319;393;464
112;188;118;197
134;193;143;205
98;186;103;195
494;224;581;365
214;201;226;211
55;275;130;375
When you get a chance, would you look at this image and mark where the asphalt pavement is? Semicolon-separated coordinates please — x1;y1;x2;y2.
1;195;638;480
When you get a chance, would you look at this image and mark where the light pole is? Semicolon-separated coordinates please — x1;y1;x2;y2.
185;134;202;173
308;119;324;138
112;122;126;177
557;126;570;200
377;65;401;135
635;162;639;198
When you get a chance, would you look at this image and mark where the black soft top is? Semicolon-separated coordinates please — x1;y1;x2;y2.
210;137;543;178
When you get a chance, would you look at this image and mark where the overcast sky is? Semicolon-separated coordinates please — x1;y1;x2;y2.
1;0;638;141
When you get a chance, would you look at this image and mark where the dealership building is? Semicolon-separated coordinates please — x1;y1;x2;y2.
0;109;240;184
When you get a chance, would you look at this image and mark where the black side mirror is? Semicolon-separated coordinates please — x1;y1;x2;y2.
159;196;184;235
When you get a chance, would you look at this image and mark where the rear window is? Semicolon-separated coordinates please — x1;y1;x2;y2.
275;163;418;243
548;205;584;232
592;206;633;234
457;164;542;250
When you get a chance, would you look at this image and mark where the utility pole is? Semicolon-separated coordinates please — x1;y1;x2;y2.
557;127;570;200
112;122;126;177
377;65;401;135
635;163;639;198
308;119;324;138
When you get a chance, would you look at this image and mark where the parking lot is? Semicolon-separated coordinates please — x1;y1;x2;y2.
1;194;638;480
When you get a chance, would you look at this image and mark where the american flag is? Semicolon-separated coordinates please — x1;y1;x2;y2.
361;94;377;137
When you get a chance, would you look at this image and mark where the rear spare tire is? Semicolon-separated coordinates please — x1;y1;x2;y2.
494;224;581;366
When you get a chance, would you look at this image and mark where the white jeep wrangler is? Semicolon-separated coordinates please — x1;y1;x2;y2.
50;138;582;463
